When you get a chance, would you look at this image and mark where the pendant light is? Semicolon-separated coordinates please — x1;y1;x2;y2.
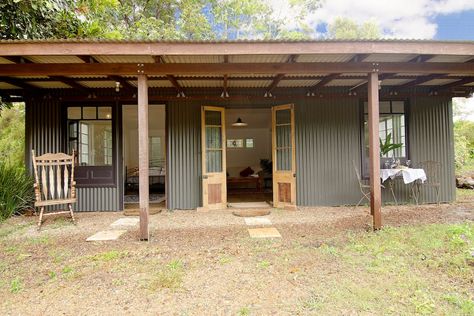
232;117;247;127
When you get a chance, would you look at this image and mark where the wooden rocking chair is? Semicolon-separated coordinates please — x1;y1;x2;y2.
32;150;77;230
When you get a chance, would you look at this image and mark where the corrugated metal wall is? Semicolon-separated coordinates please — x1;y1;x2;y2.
409;96;455;202
166;96;455;208
166;101;202;209
25;98;120;212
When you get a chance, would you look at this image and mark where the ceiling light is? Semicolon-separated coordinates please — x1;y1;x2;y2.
232;117;247;127
115;81;120;92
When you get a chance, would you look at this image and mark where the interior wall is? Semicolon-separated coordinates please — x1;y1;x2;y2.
122;104;166;170
225;108;271;173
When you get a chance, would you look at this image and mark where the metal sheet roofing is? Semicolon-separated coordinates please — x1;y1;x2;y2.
278;79;321;87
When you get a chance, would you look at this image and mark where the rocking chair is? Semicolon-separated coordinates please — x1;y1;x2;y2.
32;150;77;230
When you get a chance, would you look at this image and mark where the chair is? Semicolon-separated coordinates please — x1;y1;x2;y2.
415;160;441;205
32;150;77;230
353;160;386;209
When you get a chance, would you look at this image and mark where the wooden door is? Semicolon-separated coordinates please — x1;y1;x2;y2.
201;106;227;210
272;104;296;209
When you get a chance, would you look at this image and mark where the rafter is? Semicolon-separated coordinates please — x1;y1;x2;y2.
265;54;298;93
310;73;341;90
166;75;185;95
77;55;100;63
398;74;445;89
49;76;87;91
0;76;37;89
437;77;474;90
349;54;369;62
408;54;435;63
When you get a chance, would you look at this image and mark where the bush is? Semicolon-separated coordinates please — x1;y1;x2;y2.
454;130;470;171
0;162;34;222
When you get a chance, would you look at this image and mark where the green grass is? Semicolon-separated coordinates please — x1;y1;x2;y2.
238;306;250;316
9;277;22;294
457;188;474;202
300;222;474;315
90;250;127;262
149;259;185;290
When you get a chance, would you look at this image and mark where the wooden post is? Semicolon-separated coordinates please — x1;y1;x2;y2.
138;75;149;240
368;72;382;230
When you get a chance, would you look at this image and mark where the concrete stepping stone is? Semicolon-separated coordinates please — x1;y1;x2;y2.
110;217;139;228
86;230;127;241
248;227;281;238
244;217;272;226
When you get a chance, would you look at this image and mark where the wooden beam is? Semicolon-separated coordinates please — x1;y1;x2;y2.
310;73;341;90
265;55;297;93
76;55;99;63
398;73;444;89
2;41;474;56
408;54;435;63
0;56;32;63
166;75;184;95
1;62;474;76
349;54;369;62
223;74;228;94
437;77;474;90
108;75;134;90
49;76;87;91
137;75;149;241
368;72;382;230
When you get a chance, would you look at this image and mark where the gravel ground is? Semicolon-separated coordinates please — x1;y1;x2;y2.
0;202;473;315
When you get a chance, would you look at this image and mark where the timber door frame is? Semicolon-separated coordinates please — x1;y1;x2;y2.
272;104;297;209
200;106;227;210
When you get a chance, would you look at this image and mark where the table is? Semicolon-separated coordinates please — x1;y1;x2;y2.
380;168;427;184
380;168;427;204
227;176;261;193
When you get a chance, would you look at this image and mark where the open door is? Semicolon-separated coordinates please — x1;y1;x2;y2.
272;104;296;209
201;106;227;210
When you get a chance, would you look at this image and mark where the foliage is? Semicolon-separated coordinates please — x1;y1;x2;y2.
0;0;80;39
0;161;34;222
327;17;380;39
454;128;470;170
0;103;25;167
379;133;402;157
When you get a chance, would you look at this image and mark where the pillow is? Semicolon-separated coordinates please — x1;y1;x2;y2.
240;166;254;177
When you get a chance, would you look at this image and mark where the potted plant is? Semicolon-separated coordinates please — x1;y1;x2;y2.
380;133;402;168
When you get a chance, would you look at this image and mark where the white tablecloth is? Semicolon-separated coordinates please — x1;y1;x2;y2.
380;168;427;184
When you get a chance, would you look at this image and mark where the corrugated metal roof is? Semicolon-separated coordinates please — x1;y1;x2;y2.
381;79;414;86
128;80;174;88
363;53;417;62
285;74;327;77
0;82;22;89
229;74;274;78
162;55;224;63
227;79;273;88
67;75;108;79
465;82;474;86
229;55;289;63
179;80;223;88
278;79;320;87
25;56;84;63
93;55;155;63
326;79;366;86
77;81;116;88
0;57;15;64
427;55;473;63
12;75;50;79
419;78;461;86
296;54;354;63
28;81;72;88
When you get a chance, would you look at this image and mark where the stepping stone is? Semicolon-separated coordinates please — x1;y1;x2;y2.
110;217;139;228
248;227;281;238
232;209;271;217
86;230;127;241
244;217;272;226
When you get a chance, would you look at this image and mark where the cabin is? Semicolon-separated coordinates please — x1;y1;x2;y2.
0;39;473;238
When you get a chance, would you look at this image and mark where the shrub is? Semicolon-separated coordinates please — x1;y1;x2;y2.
0;161;34;221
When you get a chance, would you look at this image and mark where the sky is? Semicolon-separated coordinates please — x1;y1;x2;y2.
267;0;474;119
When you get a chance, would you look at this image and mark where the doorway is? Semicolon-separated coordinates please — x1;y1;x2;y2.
225;108;273;206
122;104;166;210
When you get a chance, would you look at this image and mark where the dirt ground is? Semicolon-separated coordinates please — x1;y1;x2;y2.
1;201;473;315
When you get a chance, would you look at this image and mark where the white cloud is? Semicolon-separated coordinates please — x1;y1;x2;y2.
268;0;474;39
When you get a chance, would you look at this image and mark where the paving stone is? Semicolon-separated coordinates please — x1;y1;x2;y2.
110;217;139;227
244;217;272;226
86;230;127;241
248;227;281;238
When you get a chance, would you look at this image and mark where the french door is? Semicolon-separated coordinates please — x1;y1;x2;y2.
201;106;227;210
272;104;296;209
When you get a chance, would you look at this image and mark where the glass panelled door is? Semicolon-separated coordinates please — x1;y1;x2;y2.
201;106;227;210
272;104;296;209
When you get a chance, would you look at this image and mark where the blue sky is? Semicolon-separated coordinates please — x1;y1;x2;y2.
434;10;474;40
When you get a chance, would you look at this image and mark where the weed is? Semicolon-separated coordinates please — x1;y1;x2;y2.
28;235;50;245
149;260;184;290
48;271;56;279
257;260;271;269
219;255;232;265
62;266;73;274
10;277;21;293
90;250;127;262
237;307;250;316
0;222;32;239
444;293;474;315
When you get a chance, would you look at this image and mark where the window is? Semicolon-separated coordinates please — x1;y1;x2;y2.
245;138;254;148
362;101;407;174
67;106;115;186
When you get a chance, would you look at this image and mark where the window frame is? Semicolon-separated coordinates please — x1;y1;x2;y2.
359;99;410;179
65;104;117;188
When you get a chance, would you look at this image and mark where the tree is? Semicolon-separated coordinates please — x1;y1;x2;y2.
327;17;380;39
0;103;25;166
0;0;80;39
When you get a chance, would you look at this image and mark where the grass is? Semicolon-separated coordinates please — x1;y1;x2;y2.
299;222;474;314
149;259;185;290
89;250;127;262
9;278;21;294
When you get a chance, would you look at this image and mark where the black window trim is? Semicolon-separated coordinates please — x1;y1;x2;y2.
359;98;410;179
